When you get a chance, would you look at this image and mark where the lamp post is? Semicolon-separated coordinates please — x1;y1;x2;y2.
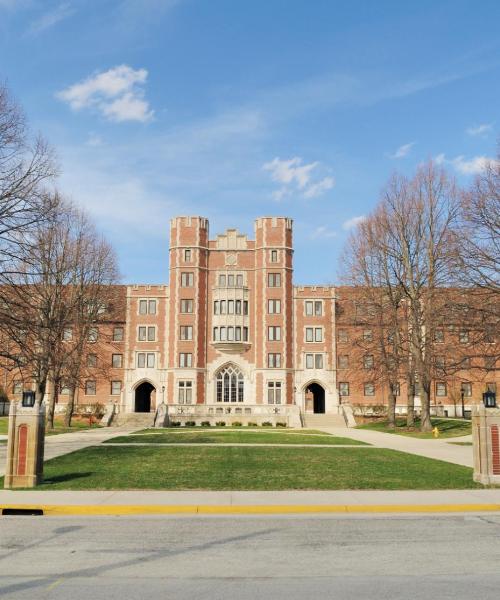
162;385;165;404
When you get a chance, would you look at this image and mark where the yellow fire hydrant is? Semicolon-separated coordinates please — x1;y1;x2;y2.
432;426;440;438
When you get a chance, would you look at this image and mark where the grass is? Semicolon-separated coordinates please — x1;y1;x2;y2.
135;428;329;435
7;445;480;490
0;416;101;436
106;430;367;445
357;418;472;439
448;442;473;446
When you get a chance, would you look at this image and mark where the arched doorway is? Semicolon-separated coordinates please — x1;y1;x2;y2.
135;382;155;413
305;383;325;414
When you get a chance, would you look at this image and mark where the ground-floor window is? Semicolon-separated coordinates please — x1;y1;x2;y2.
267;381;282;404
364;382;375;396
436;382;447;397
339;382;349;396
216;365;244;402
178;381;193;404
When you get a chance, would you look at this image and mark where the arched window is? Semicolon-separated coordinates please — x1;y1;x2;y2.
216;364;244;403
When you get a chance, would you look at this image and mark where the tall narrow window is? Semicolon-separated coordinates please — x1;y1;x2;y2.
216;365;244;403
270;250;278;262
268;273;281;287
181;272;194;287
181;299;194;313
267;381;282;404
178;381;193;403
184;249;192;262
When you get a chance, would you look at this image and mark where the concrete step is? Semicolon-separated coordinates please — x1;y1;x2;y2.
303;413;346;428
112;413;155;429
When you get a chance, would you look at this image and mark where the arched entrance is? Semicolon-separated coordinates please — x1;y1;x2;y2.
305;383;325;414
135;381;155;413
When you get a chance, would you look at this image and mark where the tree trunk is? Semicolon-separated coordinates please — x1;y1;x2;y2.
387;385;397;429
46;379;58;430
406;378;415;428
420;383;432;432
64;385;76;427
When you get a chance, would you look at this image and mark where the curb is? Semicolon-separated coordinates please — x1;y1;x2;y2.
2;503;500;516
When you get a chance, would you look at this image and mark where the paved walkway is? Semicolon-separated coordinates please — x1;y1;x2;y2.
317;426;473;467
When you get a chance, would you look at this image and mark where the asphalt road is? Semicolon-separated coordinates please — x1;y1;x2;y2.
1;514;499;599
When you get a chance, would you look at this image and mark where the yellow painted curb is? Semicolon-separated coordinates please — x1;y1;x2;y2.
2;503;500;516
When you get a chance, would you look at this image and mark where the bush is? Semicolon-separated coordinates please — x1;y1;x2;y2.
276;422;287;428
261;421;273;427
170;421;181;427
232;421;242;427
215;421;226;427
247;422;258;427
201;421;211;427
185;421;196;427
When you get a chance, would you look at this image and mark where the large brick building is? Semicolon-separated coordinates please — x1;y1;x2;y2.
3;216;498;424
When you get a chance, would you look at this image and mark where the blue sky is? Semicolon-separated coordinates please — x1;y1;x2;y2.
1;0;499;284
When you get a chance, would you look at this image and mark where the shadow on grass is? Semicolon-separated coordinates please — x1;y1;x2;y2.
42;472;93;484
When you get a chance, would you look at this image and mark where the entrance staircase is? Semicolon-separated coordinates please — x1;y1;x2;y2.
111;412;155;429
303;413;347;429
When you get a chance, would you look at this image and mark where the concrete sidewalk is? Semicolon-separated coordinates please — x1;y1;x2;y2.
1;489;500;515
318;426;474;467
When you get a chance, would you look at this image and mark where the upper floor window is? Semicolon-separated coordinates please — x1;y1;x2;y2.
113;327;124;342
181;272;194;287
184;249;192;262
268;273;281;287
218;274;226;287
137;352;155;368
268;299;281;314
111;381;122;395
111;354;123;368
305;353;323;369
436;382;447;397
305;327;323;342
338;329;348;343
305;301;322;316
363;354;374;369
268;326;281;341
85;380;96;396
139;299;157;315
339;382;349;397
459;330;469;344
180;299;194;313
180;325;193;340
338;355;349;369
270;250;278;263
363;329;373;342
87;354;97;368
179;352;192;368
138;326;156;341
88;327;98;342
364;382;375;396
485;356;496;371
268;353;281;368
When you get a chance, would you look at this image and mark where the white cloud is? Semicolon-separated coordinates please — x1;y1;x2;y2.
27;2;74;35
435;153;497;175
310;226;337;240
389;142;415;159
57;65;153;123
342;215;366;230
466;123;493;136
263;156;334;200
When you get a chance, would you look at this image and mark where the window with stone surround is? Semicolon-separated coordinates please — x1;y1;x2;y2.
112;354;123;368
85;380;96;395
268;326;281;341
113;327;124;342
268;273;281;287
339;382;349;396
179;353;192;367
267;381;282;404
436;382;447;397
180;326;193;340
180;299;194;313
178;381;193;404
268;299;281;314
268;353;281;368
110;381;122;395
181;272;194;287
364;382;375;396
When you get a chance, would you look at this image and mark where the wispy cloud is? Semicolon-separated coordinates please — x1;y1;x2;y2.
27;2;74;35
310;226;337;240
263;156;334;201
57;64;154;123
435;153;497;175
466;123;493;136
342;215;366;230
389;141;415;159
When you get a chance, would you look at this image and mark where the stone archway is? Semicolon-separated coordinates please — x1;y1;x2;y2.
305;382;325;414
134;381;155;413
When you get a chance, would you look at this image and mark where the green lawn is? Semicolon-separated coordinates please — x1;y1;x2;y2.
107;430;367;445
357;418;472;439
8;445;480;490
135;428;330;435
0;416;101;436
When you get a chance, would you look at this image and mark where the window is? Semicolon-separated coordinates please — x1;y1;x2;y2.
228;300;234;314
88;327;98;342
184;249;192;262
63;327;73;341
243;327;249;341
111;381;121;395
214;300;219;315
461;382;472;397
87;354;97;368
459;330;469;344
180;326;193;340
391;383;401;396
338;330;348;343
60;383;70;395
268;299;281;314
138;298;157;315
216;365;244;402
179;353;192;367
85;380;96;396
268;353;281;368
237;274;243;287
12;381;23;394
268;326;281;341
305;327;323;342
113;327;124;342
180;299;194;313
435;356;445;370
213;327;219;341
305;354;323;369
138;326;156;341
364;382;375;396
136;353;155;368
363;354;374;369
338;355;349;369
486;382;497;393
485;356;496;371
339;382;349;397
112;354;123;368
271;250;278;262
268;273;281;287
243;301;249;315
436;382;447;397
434;329;444;343
228;274;235;287
219;300;226;314
181;272;194;287
235;300;242;314
267;381;282;404
218;274;226;287
305;301;322;316
148;300;157;315
178;381;193;404
305;353;314;369
363;329;373;342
